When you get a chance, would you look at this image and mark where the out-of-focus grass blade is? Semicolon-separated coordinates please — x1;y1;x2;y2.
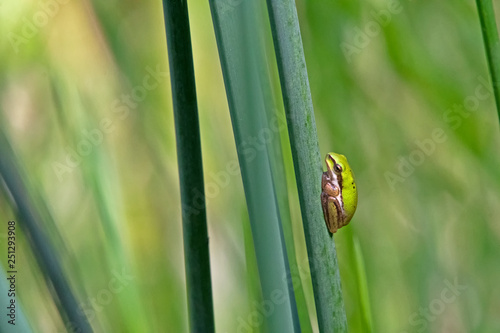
352;232;373;333
162;0;215;332
87;0;174;178
208;1;299;331
0;130;92;333
340;226;374;333
476;0;500;123
266;0;348;331
84;149;151;332
51;82;150;332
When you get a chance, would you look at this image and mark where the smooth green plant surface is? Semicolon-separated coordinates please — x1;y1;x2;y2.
1;1;500;332
208;0;300;331
476;0;500;123
253;3;313;330
266;0;347;331
162;0;215;332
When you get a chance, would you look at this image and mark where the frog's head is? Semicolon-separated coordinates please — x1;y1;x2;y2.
325;153;358;224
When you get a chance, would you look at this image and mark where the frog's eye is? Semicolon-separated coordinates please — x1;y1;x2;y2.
334;164;342;173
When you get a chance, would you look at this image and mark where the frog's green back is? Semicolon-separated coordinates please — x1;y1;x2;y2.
329;153;358;223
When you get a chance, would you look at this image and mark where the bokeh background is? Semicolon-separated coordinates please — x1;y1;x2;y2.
1;0;500;332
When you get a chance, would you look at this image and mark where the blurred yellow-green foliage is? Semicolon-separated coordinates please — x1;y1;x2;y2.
1;0;500;332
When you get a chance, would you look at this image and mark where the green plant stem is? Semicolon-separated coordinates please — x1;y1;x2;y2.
265;0;348;331
476;0;500;122
0;131;92;333
258;34;314;333
254;2;311;331
162;1;215;332
208;1;298;331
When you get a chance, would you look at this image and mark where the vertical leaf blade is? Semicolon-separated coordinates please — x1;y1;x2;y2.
162;1;215;332
476;0;500;123
266;0;348;331
208;1;298;331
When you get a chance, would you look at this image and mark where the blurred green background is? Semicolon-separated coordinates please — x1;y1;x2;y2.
1;0;500;332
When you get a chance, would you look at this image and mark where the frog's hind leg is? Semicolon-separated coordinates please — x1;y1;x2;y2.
323;195;343;234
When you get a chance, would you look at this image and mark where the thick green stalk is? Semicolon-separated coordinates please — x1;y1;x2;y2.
208;1;298;331
0;131;92;333
266;0;348;331
162;1;215;332
257;23;313;333
254;2;311;331
476;0;500;122
262;85;313;332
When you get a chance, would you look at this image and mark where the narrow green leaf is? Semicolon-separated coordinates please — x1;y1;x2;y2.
162;1;215;332
208;1;299;331
476;0;500;123
353;234;373;333
342;226;373;333
255;7;313;330
266;0;348;331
